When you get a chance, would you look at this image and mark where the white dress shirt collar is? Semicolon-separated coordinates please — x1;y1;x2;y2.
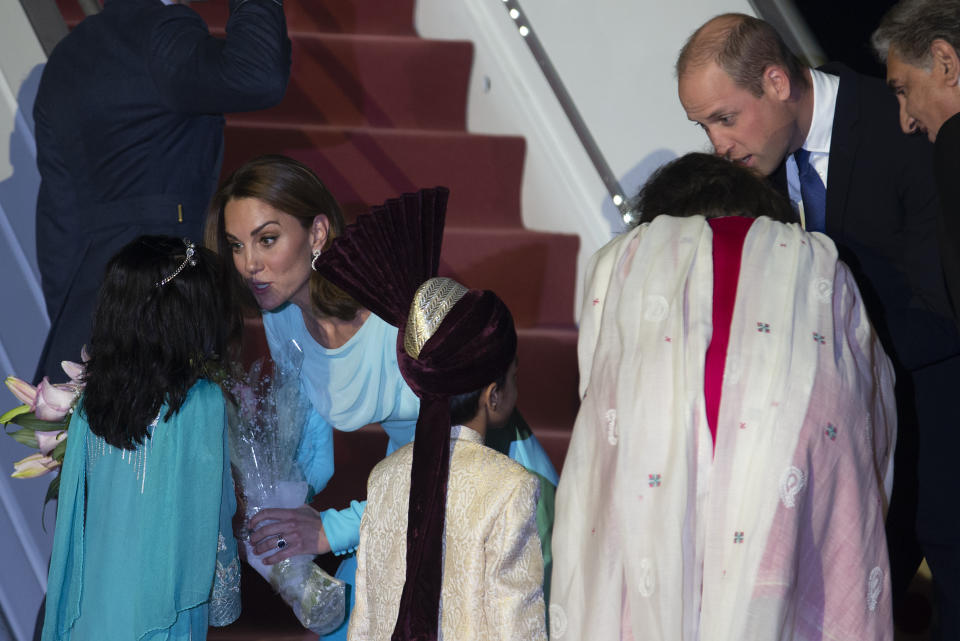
803;68;839;155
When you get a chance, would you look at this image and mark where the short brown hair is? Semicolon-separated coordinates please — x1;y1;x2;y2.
677;13;809;97
205;154;361;321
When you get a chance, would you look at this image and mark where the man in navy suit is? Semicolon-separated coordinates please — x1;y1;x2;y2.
33;0;290;381
677;13;960;639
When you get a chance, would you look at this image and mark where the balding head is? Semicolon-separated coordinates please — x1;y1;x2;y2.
677;13;808;97
676;14;812;176
676;14;743;79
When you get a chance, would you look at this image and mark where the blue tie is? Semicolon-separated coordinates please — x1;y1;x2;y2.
794;148;826;232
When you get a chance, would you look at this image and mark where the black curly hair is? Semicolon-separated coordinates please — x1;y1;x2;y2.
81;235;241;449
633;152;799;225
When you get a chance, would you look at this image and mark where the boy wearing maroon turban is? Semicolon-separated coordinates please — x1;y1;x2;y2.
348;277;546;641
315;188;547;641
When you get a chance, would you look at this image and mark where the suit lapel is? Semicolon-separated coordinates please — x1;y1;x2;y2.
823;65;859;240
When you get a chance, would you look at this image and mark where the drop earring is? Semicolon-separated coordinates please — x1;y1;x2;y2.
311;248;322;271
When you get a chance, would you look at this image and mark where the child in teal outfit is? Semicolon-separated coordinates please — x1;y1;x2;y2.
42;236;242;641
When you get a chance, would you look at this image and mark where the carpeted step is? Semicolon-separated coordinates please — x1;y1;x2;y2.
223;123;525;227
226;33;472;130
208;565;315;640
53;0;83;29
440;227;579;329
193;0;416;36
516;327;579;471
514;327;580;436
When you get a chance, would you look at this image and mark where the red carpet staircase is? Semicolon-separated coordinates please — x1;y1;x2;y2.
56;1;580;638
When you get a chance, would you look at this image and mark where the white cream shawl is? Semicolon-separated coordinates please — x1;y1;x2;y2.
550;216;896;641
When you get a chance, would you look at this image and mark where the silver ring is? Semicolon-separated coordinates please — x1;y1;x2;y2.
276;535;287;550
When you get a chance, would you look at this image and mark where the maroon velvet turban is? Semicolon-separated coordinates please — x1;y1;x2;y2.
315;187;517;641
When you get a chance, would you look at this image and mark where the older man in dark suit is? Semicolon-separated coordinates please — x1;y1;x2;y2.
873;0;960;332
33;0;290;381
677;13;960;639
871;4;960;632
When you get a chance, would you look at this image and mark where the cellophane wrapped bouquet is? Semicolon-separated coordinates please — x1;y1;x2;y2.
227;340;345;635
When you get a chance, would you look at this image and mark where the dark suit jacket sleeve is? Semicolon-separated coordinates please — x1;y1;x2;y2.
146;0;291;114
34;103;81;320
935;112;960;324
896;117;945;322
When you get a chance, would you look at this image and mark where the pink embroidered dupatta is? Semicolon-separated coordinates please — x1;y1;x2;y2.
551;215;896;641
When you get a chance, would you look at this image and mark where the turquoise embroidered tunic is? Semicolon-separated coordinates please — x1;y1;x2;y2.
42;380;240;641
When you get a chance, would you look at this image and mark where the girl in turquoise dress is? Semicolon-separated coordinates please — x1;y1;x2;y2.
42;236;242;641
206;155;558;640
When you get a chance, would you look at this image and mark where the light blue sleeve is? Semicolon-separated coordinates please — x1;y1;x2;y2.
262;307;295;370
321;501;366;556
295;410;365;555
297;408;335;496
296;410;363;555
508;432;559;486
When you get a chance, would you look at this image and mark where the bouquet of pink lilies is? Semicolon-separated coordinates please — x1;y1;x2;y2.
1;350;86;507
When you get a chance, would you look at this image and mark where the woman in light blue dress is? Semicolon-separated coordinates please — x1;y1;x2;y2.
205;155;558;639
43;236;241;641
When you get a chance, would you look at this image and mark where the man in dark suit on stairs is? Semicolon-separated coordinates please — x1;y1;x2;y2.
677;13;960;640
33;0;290;381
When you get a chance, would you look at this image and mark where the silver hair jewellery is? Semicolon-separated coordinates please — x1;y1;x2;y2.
155;238;198;287
310;247;322;272
276;534;287;550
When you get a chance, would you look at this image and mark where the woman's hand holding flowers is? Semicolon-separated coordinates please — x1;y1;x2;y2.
248;504;330;564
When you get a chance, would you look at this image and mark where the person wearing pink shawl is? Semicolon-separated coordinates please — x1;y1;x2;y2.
550;153;897;640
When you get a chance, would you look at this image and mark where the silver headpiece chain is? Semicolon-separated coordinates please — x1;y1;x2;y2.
155;238;198;288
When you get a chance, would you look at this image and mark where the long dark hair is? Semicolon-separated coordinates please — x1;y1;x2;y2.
205;154;360;321
82;236;241;449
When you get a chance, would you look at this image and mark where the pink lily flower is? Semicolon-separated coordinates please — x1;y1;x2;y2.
5;376;37;407
60;360;85;385
35;430;67;456
34;377;79;422
12;453;60;478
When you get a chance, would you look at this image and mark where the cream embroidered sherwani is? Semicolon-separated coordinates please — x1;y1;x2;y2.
348;425;547;641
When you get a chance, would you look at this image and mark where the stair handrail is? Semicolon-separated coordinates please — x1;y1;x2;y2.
498;0;824;226
496;0;638;224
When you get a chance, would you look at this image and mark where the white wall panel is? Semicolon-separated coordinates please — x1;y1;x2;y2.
416;0;756;314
